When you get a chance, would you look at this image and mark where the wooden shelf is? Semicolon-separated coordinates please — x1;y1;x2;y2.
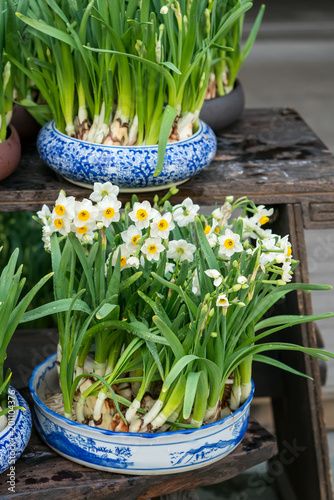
1;108;334;228
0;389;276;500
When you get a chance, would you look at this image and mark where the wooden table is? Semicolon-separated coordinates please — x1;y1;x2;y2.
1;108;333;500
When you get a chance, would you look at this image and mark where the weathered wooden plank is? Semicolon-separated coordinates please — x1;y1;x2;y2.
0;411;276;500
1;108;334;229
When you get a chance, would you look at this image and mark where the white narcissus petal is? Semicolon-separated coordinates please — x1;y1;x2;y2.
37;204;51;225
165;262;175;275
74;199;99;229
216;294;229;307
97;196;122;227
90;182;119;202
213;277;223;287
237;276;247;285
141;237;165;262
205;269;221;279
218;229;243;258
173;198;200;227
167;239;196;263
129;201;158;230
150;212;175;239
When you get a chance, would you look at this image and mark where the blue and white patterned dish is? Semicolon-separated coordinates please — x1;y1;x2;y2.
37;120;217;192
30;354;254;475
0;388;32;474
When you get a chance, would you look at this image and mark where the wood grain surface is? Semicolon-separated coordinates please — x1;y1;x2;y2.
1;108;334;228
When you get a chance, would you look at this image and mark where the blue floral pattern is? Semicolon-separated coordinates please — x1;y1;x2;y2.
37;120;217;189
0;389;32;474
30;355;254;475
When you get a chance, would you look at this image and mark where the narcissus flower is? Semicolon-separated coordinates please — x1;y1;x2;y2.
74;199;99;229
218;229;243;258
97;196;122;226
204;220;219;247
89;182;119;202
216;294;230;308
165;262;175;275
150;212;175;239
212;207;224;224
276;235;292;263
37;204;51;225
129;201;158;230
51;214;71;236
253;205;274;226
282;261;292;282
192;269;200;295
71;223;95;243
173;198;200;227
167;239;196;262
141;237;165;262
112;244;134;270
205;269;222;287
53;192;75;221
121;225;142;252
42;224;54;251
237;275;248;285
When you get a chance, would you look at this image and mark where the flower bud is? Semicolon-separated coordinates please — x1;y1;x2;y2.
277;279;286;286
205;8;210;36
237;302;246;307
233;260;239;268
226;196;234;203
211;332;217;338
232;284;241;292
160;5;169;14
241;283;249;289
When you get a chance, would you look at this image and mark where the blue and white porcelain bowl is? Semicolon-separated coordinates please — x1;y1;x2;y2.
37;120;217;192
30;354;254;475
0;388;32;474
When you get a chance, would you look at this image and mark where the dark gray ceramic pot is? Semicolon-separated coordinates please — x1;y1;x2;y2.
199;79;245;134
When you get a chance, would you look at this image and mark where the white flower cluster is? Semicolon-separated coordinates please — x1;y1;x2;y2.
37;185;293;294
38;183;202;272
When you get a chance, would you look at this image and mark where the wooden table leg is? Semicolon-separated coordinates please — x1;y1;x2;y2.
271;203;334;500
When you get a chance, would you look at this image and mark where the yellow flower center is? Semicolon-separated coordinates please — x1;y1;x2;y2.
120;257;127;267
215;227;220;234
218;297;228;306
77;226;88;235
204;225;211;235
224;238;234;249
287;246;292;257
158;219;169;231
136;209;148;220
54;218;63;229
260;216;269;225
104;207;115;219
55;204;65;216
148;244;157;254
131;235;140;245
78;210;90;222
